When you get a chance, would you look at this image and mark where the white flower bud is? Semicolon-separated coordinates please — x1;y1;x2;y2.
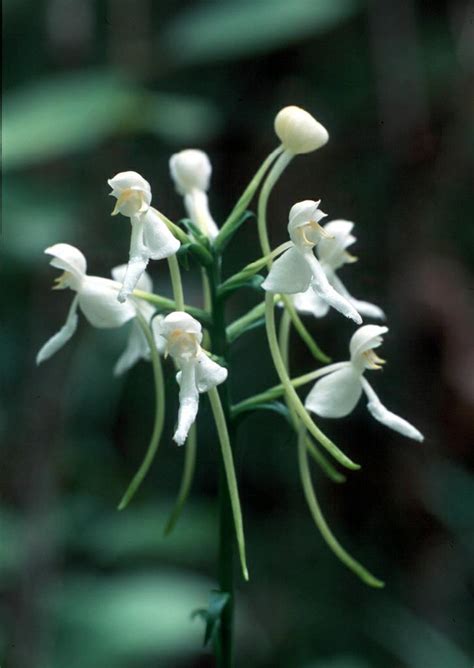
169;149;212;195
274;106;329;155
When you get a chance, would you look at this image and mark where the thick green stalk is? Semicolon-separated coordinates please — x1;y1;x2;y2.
264;293;360;470
297;425;384;588
207;257;248;668
117;312;165;509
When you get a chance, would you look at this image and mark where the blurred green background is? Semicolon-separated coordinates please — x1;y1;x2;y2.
2;1;474;666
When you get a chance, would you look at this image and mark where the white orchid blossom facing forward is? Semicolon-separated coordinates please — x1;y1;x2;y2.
36;244;155;375
108;171;180;303
154;312;228;445
262;200;362;324
169;149;219;240
292;220;385;321
304;325;423;441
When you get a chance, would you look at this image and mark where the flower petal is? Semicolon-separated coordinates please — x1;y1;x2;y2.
79;276;136;327
108;171;151;197
331;275;385;320
46;243;86;283
317;220;355;269
262;247;312;294
288;200;326;231
174;362;199;446
111;264;153;293
117;257;150;303
194;352;228;392
36;295;79;365
304;252;362;324
142;209;181;260
114;320;149;376
292;286;329;318
349;324;388;362
305;364;362;418
361;378;424;441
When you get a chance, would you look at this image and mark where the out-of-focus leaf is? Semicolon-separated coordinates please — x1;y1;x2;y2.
162;0;360;65
145;92;221;143
3;72;136;170
368;601;471;668
302;657;370;668
44;572;210;668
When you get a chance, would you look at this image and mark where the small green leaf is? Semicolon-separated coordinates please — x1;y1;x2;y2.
218;273;264;298
191;590;230;647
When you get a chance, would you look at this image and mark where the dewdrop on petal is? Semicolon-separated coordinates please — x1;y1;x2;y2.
274;106;329;155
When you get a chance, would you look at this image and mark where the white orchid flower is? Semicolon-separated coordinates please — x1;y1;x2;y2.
36;244;155;375
305;325;423;441
292;220;385;321
274;106;329;155
169;149;219;240
262;200;362;324
108;171;180;303
153;312;228;445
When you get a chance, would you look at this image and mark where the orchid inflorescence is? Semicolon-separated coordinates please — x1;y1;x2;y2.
37;105;423;589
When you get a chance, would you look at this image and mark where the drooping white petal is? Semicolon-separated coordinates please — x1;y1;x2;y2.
361;378;424;441
117;257;149;303
262;246;313;294
305;363;362;418
304;251;362;324
36;295;80;365
292;286;329;318
184;190;219;239
169;149;212;195
46;244;87;286
79;276;136;328
141;208;180;260
111;264;153;293
331;275;385;320
349;325;388;365
174;361;200;446
194;352;228;392
114;320;150;376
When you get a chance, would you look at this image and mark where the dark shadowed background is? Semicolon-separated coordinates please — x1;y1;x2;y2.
2;1;474;667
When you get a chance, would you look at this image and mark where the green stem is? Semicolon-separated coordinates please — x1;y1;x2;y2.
297;426;384;588
264;292;360;470
117;312;165;510
163;423;197;535
215;146;284;252
231;362;346;417
167;254;185;311
209;387;248;582
281;295;331;363
226;301;266;343
278;310;344;485
133;289;212;327
257;150;293;258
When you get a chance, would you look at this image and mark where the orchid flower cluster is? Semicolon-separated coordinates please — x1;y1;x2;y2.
37;105;423;594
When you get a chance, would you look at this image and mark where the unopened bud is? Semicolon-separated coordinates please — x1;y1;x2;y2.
274;106;329;155
169;149;212;195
